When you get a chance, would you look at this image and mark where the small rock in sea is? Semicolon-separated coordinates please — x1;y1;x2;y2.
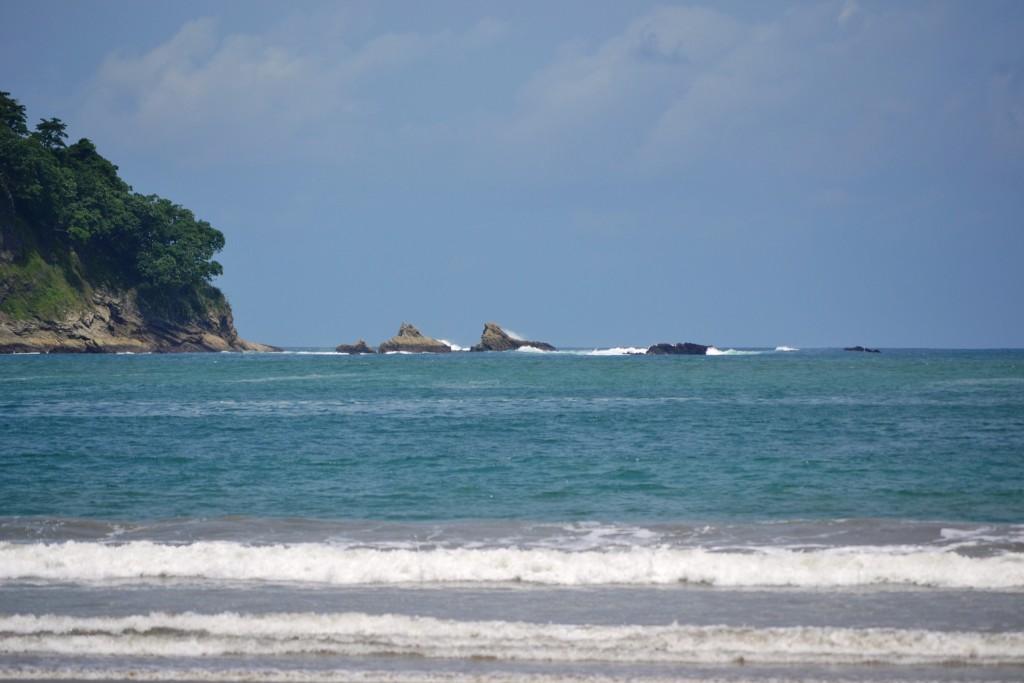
844;346;881;353
335;339;377;354
645;342;711;355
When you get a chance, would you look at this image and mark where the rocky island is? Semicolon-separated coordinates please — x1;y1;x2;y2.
470;322;556;352
0;91;274;354
335;322;556;355
334;339;377;355
646;342;711;355
377;323;451;353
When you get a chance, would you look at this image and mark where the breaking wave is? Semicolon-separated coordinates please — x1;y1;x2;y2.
2;541;1022;589
1;612;1022;666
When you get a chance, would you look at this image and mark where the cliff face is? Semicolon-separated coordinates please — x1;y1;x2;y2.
0;288;276;353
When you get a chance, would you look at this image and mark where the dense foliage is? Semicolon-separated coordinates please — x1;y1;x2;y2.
0;91;226;319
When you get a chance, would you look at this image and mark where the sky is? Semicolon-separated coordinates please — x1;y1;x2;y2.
2;0;1023;349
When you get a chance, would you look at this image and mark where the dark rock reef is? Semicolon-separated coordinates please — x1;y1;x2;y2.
0;288;276;354
378;323;451;353
470;322;556;352
844;345;881;353
335;339;377;355
646;342;711;355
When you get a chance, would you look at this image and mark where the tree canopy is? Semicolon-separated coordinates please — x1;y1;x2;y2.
0;91;226;318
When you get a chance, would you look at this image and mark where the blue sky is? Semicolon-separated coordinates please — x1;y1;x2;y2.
3;0;1022;348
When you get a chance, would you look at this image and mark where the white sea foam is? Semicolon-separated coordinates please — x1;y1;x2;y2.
2;541;1021;589
775;346;800;352
706;348;764;356
0;670;809;683
0;670;820;683
580;347;648;356
1;612;1021;666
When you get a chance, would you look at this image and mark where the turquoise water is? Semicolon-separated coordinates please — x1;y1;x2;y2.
2;348;1023;683
2;348;1022;522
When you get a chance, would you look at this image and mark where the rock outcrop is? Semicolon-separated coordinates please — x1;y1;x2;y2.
844;345;881;353
470;322;556;352
335;339;377;355
0;289;277;354
378;323;451;353
646;342;711;355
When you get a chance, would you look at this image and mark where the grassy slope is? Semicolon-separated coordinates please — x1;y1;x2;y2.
0;216;93;321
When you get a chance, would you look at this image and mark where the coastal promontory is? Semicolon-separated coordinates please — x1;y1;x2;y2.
0;91;274;353
378;323;451;353
470;322;556;352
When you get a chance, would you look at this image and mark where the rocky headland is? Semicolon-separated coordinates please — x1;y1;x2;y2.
470;323;556;352
0;90;282;355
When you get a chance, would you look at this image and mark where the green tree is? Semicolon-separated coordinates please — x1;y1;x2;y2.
62;139;136;274
32;118;69;151
132;195;225;316
2;90;229;322
0;91;29;136
0;122;75;235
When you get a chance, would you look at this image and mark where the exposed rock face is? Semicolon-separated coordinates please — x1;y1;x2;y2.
378;323;451;353
470;322;556;352
335;339;377;355
844;345;881;353
646;342;711;355
0;289;277;353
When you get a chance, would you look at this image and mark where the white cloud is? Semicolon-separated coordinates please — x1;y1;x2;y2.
83;17;336;164
80;13;504;167
619;5;743;65
488;6;744;178
838;0;861;26
77;2;1014;197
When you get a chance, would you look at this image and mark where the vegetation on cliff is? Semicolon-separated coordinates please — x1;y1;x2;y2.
0;91;228;323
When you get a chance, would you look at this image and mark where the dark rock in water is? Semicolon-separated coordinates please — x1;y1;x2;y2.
844;345;881;353
335;339;377;355
378;323;451;353
470;322;556;352
646;342;711;355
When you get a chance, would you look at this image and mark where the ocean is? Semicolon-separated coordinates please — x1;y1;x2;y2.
1;347;1022;683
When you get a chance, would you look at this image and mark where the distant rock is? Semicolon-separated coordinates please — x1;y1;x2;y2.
335;339;377;355
646;342;711;355
378;323;451;353
844;345;881;353
470;323;556;352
